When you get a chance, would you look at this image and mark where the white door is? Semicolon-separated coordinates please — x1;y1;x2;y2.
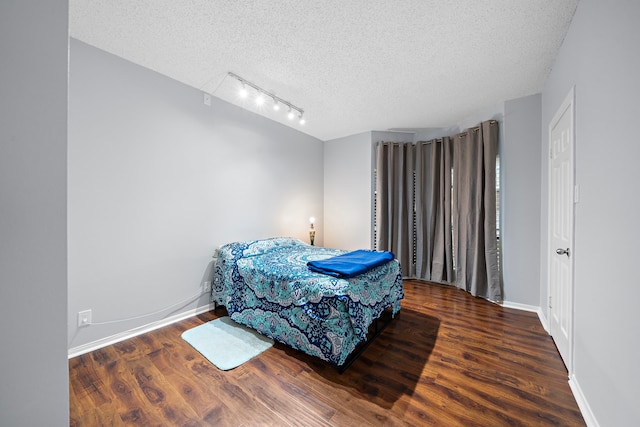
549;87;575;373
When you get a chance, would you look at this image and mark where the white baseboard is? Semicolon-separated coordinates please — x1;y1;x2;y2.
499;300;552;337
499;300;552;333
68;303;216;359
501;300;539;313
501;301;549;332
537;307;549;333
569;374;599;427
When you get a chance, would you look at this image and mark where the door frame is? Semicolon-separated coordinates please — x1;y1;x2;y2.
547;86;576;375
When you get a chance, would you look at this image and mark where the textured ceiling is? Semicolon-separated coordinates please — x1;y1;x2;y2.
70;0;579;141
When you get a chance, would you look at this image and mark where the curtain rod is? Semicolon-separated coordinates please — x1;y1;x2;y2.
377;120;498;145
414;120;498;144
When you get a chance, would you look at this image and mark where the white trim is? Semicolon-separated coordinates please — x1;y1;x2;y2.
501;301;549;332
537;307;550;333
569;374;600;427
68;303;215;359
501;301;539;313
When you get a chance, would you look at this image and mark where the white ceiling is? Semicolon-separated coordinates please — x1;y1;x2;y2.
70;0;579;141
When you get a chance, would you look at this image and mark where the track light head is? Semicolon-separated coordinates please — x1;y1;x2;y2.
287;108;295;120
239;83;248;99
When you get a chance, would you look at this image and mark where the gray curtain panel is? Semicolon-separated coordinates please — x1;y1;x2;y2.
415;137;454;282
375;120;501;302
375;142;415;277
452;121;501;301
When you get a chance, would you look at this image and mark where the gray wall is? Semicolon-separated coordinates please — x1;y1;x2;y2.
68;39;324;350
0;1;70;425
324;132;373;250
540;0;640;424
323;131;415;251
502;94;542;306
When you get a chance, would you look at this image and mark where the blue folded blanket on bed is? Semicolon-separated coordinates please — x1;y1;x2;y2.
307;249;395;278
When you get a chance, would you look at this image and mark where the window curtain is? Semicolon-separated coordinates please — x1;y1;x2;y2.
452;121;501;301
375;142;415;277
415;137;454;283
375;120;501;302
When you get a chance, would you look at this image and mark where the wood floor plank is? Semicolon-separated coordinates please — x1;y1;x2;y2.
148;346;238;423
69;280;586;426
102;359;169;426
69;353;113;410
125;356;202;426
233;368;332;426
69;399;126;427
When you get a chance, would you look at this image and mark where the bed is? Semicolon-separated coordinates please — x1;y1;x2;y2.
211;237;404;367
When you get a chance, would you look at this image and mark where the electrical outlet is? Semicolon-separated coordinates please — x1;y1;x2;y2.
202;281;212;292
78;309;92;327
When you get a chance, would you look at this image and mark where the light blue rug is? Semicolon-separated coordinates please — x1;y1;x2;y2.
181;316;274;370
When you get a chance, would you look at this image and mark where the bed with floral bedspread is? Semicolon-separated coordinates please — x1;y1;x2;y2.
212;237;404;366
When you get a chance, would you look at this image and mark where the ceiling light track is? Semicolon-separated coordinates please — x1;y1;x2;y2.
228;72;306;125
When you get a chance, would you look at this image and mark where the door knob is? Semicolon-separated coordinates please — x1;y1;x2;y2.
556;248;570;257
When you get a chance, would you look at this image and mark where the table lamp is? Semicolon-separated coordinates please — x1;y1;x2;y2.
309;217;316;246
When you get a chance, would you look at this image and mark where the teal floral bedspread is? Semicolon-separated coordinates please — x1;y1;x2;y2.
212;237;404;365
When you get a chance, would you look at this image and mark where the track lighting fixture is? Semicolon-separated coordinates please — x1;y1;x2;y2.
227;72;306;126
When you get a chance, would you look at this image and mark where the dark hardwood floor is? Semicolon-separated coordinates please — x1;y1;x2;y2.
69;280;585;426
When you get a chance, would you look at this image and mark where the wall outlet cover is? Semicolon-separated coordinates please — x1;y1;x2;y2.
78;309;92;327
